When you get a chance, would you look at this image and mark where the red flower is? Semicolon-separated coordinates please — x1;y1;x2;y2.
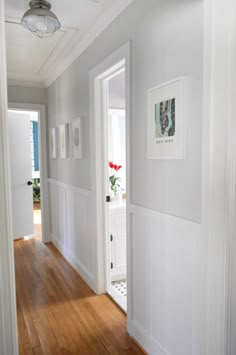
109;162;122;171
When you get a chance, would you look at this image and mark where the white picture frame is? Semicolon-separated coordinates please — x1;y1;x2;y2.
147;77;186;159
49;127;57;159
71;118;82;159
59;123;68;159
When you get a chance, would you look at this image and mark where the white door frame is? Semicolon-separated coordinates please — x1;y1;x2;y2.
203;0;236;353
0;0;18;354
98;66;126;299
89;42;131;310
8;103;50;243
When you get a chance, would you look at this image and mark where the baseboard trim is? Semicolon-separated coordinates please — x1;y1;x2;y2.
130;336;149;355
128;320;169;355
52;236;95;291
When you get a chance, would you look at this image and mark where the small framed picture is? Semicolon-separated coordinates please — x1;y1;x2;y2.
71;118;82;159
147;77;186;159
59;123;68;159
49;128;57;159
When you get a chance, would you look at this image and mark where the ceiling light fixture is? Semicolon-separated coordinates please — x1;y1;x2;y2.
21;0;61;38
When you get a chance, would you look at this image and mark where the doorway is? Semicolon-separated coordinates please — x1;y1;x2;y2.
29;111;42;241
91;42;131;315
8;109;42;241
7;103;50;244
106;70;127;311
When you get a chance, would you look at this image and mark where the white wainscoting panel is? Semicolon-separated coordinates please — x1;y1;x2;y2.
48;179;94;290
48;180;206;355
128;204;204;355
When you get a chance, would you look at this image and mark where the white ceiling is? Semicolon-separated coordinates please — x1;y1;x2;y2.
4;0;134;88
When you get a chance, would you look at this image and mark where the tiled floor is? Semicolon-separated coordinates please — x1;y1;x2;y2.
109;280;127;312
112;280;127;296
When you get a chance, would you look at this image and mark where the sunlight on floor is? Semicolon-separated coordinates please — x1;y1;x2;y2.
24;203;42;241
33;209;41;224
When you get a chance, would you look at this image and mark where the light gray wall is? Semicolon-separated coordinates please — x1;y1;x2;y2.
47;1;205;354
8;85;48;104
48;0;202;222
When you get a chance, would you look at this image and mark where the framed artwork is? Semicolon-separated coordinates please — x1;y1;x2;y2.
71;118;82;159
147;77;186;159
59;123;68;159
49;128;57;159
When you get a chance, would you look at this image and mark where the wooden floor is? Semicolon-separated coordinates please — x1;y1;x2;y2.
14;239;144;354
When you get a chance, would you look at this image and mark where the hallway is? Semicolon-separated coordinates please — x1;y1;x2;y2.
14;239;144;355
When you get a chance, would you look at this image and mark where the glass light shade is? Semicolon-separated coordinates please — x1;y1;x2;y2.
21;2;61;38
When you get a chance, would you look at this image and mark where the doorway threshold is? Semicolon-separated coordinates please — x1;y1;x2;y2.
108;280;127;312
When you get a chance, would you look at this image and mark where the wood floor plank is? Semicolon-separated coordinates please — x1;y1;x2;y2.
15;239;145;354
33;346;44;355
17;297;34;355
16;282;40;348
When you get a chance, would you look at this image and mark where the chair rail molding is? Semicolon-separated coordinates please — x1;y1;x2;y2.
0;0;18;354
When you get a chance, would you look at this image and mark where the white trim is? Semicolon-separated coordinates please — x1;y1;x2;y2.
225;3;236;353
8;103;50;243
7;73;47;88
129;320;169;355
0;0;18;354
7;78;46;89
98;62;126;309
89;43;131;318
203;0;235;353
48;178;91;196
52;236;95;290
130;203;200;226
43;0;134;88
38;29;78;74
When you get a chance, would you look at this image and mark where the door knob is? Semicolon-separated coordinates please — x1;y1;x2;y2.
27;181;33;186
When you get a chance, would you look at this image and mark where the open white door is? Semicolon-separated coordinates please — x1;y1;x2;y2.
8;111;34;239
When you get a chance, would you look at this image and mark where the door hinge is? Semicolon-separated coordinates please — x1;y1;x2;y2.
110;234;113;242
106;195;111;202
110;262;113;269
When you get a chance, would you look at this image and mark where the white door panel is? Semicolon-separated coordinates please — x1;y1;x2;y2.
8;111;34;239
109;204;127;281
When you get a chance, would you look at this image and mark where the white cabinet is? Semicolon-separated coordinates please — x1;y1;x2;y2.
109;201;127;282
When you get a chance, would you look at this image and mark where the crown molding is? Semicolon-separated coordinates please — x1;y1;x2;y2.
7;79;46;88
39;28;77;74
43;0;134;88
7;74;46;88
